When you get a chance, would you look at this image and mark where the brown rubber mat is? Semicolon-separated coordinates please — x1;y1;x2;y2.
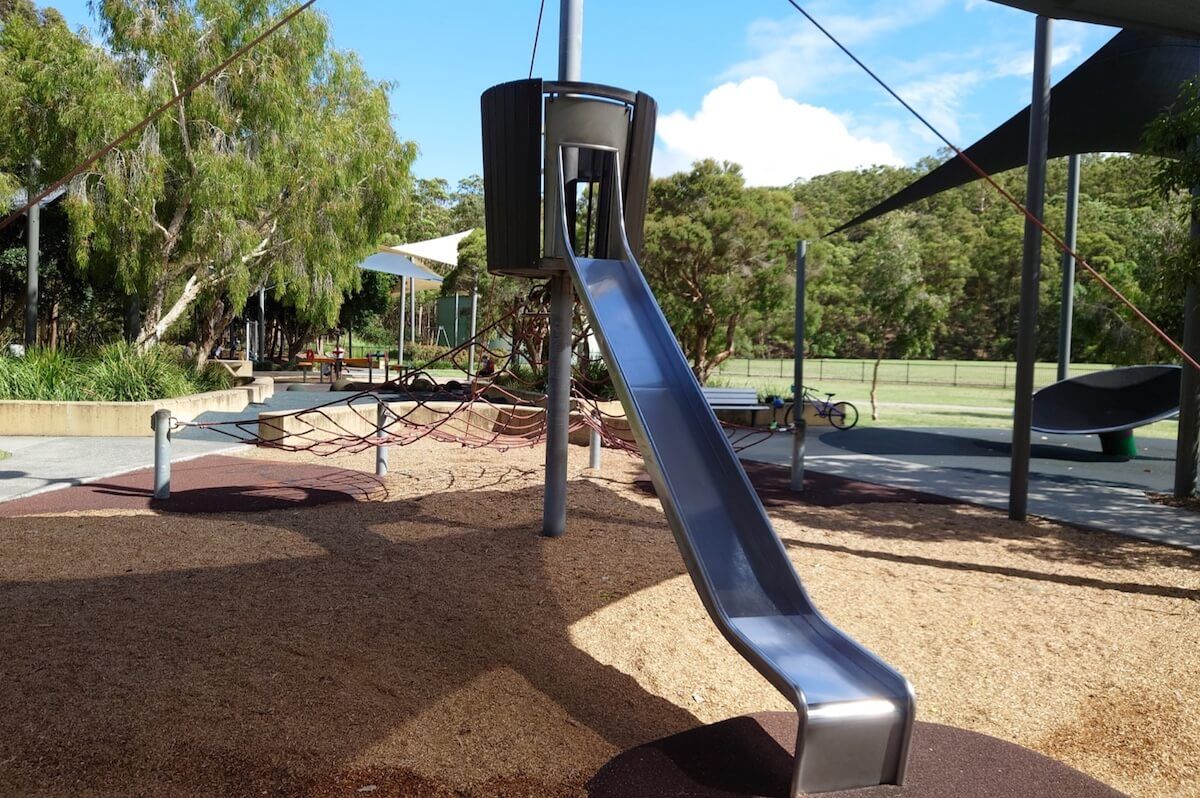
587;712;1126;798
0;454;385;516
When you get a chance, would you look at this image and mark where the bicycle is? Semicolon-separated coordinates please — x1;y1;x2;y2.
784;385;859;430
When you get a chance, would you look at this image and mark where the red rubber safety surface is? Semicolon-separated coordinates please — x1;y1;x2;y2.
587;712;1126;798
635;459;961;508
0;455;385;516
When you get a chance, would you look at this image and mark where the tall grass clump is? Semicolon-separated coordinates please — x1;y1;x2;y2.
0;344;234;402
84;343;232;401
0;348;84;400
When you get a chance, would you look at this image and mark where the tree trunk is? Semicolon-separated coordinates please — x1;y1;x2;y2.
48;302;58;350
137;274;203;349
870;354;883;421
195;299;239;367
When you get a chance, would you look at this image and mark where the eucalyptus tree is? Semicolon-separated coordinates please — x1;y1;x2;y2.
67;0;414;351
642;160;797;382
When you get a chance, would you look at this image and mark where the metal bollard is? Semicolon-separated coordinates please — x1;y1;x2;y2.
589;421;602;470
375;401;389;477
152;408;171;499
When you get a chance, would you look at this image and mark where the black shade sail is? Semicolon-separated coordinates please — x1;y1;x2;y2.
832;30;1200;235
991;1;1200;38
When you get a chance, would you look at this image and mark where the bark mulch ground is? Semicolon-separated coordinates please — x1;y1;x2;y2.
0;441;1194;797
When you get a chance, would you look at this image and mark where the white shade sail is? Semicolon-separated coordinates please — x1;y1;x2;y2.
387;229;474;269
358;248;444;292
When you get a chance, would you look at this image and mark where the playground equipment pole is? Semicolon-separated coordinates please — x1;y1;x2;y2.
376;402;389;477
411;277;417;346
543;0;582;538
469;287;478;375
1057;154;1080;383
1175;183;1200;497
589;419;602;470
24;184;39;349
152;408;171;499
258;285;267;363
1010;16;1052;522
398;276;406;365
791;240;808;492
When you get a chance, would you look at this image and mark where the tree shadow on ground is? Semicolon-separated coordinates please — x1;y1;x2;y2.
770;498;1200;575
820;427;1170;464
0;479;699;795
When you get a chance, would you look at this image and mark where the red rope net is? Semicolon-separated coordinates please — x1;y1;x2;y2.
173;285;773;458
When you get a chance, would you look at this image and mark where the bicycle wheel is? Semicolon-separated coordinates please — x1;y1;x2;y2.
829;401;858;430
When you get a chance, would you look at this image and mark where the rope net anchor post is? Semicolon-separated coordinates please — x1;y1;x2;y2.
151;408;172;499
375;401;390;477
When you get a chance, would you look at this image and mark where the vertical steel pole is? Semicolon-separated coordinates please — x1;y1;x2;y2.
589;418;602;470
152;409;171;500
24;197;39;348
1010;16;1053;522
1057;154;1080;383
543;0;583;538
791;241;808;492
258;286;267;363
411;277;417;346
1175;184;1200;497
376;402;390;477
469;288;479;375
398;276;406;365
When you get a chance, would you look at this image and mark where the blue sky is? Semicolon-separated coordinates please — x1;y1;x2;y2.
45;0;1115;186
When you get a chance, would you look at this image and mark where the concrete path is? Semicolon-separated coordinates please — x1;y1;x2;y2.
0;386;366;503
739;426;1200;551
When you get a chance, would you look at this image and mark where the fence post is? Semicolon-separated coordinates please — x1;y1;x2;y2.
860;361;865;382
1004;363;1008;389
589;416;602;470
375;402;389;477
953;363;959;386
819;359;823;380
152;408;171;500
906;361;910;384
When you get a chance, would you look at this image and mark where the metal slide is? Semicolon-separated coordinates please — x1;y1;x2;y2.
562;192;914;796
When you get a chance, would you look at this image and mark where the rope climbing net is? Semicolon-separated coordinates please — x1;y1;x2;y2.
172;284;772;459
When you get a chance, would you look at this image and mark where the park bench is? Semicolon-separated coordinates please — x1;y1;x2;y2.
701;386;772;426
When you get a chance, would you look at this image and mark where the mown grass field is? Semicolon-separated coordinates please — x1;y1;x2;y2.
709;358;1180;440
412;357;1179;440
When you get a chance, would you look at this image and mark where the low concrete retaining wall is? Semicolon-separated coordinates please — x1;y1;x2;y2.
0;377;274;437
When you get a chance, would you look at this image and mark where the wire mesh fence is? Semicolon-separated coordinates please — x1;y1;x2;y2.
712;358;1112;390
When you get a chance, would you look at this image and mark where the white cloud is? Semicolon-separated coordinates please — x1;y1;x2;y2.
992;42;1083;78
897;70;981;145
724;0;951;95
653;77;903;186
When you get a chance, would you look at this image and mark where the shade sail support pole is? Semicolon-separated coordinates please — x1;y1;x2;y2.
1057;154;1080;383
1010;15;1052;522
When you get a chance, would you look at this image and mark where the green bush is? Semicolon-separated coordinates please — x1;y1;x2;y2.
0;348;84;401
0;344;233;402
404;342;456;369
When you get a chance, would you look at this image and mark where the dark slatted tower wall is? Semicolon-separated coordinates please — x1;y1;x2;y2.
622;92;657;259
481;80;544;276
